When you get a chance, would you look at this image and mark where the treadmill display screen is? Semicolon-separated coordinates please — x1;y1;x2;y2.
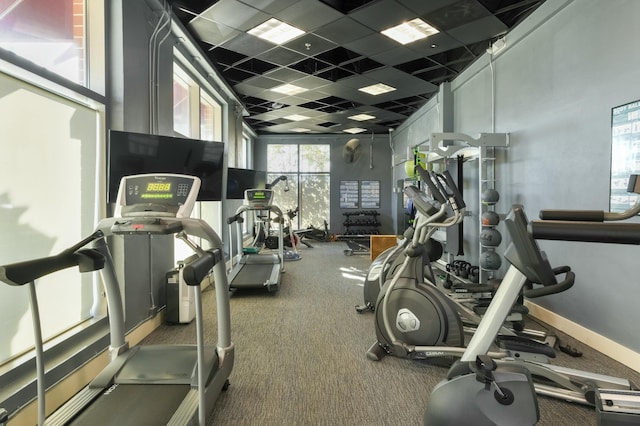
125;175;194;205
245;189;274;208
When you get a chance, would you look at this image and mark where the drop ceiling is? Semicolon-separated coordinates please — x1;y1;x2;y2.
168;0;546;135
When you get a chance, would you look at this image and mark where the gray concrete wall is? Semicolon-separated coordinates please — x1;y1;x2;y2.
395;0;640;352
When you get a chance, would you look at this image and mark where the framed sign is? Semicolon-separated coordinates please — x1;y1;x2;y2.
610;99;640;212
340;180;359;208
360;180;380;209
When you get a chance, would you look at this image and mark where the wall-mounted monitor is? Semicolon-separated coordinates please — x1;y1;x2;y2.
107;130;225;203
226;167;267;200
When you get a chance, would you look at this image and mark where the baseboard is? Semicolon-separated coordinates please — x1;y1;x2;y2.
525;301;640;374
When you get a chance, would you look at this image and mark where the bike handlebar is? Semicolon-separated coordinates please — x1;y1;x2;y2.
530;220;640;245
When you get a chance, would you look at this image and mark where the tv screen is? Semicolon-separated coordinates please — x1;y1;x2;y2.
226;168;267;199
108;130;225;202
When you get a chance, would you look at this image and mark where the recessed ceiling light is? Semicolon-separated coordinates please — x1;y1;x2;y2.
291;127;311;133
248;18;305;45
358;83;396;96
284;114;310;121
344;127;367;134
271;83;307;95
349;113;376;121
381;18;439;45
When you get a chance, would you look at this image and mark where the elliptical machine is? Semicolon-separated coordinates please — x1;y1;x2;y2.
424;176;640;425
367;169;561;364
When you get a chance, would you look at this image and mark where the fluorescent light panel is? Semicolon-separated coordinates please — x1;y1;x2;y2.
284;114;310;121
381;18;439;45
271;83;307;95
344;127;367;134
358;83;396;96
248;18;305;44
349;113;375;121
291;127;311;133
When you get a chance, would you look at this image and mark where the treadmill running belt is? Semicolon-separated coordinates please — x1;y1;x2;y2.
70;384;190;425
232;263;274;286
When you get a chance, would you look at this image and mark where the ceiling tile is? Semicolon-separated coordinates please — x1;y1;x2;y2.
344;33;399;57
264;67;310;82
291;75;332;90
189;16;240;45
221;33;275;56
255;46;307;66
369;46;423;66
423;0;491;31
283;33;338;56
199;0;270;31
241;75;283;89
403;31;463;55
312;17;374;45
350;0;417;32
278;0;344;31
236;0;298;15
397;0;460;15
446;15;508;44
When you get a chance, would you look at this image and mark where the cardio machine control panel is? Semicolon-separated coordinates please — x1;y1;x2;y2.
111;174;201;234
244;189;274;209
113;173;201;219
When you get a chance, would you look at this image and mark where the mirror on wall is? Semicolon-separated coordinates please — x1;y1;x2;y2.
610;99;640;212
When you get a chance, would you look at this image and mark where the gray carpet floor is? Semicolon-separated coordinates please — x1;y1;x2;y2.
141;241;640;425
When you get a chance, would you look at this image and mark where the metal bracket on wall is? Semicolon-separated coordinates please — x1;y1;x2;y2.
429;132;509;158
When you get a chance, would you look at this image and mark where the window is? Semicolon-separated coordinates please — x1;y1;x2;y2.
173;72;191;137
172;63;222;141
0;0;105;93
267;144;330;230
172;61;224;254
0;70;102;365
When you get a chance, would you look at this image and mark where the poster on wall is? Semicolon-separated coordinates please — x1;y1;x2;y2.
340;180;359;208
360;180;380;209
610;99;640;212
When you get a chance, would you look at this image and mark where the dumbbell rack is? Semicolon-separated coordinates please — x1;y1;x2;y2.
342;210;381;236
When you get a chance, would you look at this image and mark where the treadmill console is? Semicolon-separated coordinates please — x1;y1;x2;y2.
113;173;201;219
244;189;274;209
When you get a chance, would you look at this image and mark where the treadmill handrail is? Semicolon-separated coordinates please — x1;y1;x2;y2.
0;231;106;286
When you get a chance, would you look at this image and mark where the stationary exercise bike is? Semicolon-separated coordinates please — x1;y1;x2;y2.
424;176;640;425
367;170;563;364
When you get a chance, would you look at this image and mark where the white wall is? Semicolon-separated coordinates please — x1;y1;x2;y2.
396;0;640;353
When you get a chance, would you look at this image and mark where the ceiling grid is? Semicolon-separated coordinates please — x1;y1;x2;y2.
169;0;546;134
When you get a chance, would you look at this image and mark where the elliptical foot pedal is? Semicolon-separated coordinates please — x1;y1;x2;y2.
496;335;556;359
559;342;583;357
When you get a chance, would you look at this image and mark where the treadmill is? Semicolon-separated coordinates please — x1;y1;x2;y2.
0;173;234;425
227;189;285;293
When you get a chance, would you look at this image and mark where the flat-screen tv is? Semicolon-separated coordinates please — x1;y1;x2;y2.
226;167;267;200
108;130;225;203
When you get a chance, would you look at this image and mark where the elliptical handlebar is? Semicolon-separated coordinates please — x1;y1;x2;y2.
523;266;575;298
438;171;466;210
414;166;447;204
